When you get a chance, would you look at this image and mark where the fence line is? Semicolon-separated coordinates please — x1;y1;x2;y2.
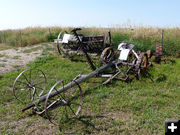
19;30;23;47
0;32;2;43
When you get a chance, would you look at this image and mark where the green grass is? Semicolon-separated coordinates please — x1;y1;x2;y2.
0;53;180;134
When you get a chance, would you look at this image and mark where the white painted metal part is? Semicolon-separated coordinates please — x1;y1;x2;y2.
132;50;140;60
62;34;71;43
118;49;130;60
117;43;130;60
117;43;137;61
117;43;126;51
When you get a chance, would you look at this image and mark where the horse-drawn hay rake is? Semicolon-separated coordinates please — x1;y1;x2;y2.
13;28;162;125
57;28;111;55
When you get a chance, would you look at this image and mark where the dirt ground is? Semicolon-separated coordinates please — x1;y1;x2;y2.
0;43;55;74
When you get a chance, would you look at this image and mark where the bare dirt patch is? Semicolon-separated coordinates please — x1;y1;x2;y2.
0;43;56;74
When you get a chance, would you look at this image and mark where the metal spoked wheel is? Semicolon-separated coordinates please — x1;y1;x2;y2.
45;79;83;125
100;47;115;64
57;31;68;55
103;31;111;48
13;68;47;104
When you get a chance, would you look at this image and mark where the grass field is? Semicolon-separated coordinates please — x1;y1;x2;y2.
0;47;180;134
1;26;180;56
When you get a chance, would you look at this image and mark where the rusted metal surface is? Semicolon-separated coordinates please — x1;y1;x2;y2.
154;30;164;63
135;52;148;80
154;43;163;63
101;43;150;83
146;50;151;59
100;47;115;64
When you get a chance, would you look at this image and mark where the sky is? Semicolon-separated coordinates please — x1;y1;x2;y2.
0;0;180;30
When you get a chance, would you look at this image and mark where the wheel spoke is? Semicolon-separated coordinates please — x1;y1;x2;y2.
34;86;44;91
33;81;46;86
22;74;30;83
54;87;66;101
68;105;76;116
16;81;28;85
14;85;29;99
52;107;61;120
29;69;32;83
31;70;40;84
29;88;32;100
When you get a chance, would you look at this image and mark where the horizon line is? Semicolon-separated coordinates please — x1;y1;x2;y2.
1;24;180;31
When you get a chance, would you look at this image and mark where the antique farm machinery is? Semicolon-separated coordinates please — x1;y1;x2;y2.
56;28;111;61
13;28;161;125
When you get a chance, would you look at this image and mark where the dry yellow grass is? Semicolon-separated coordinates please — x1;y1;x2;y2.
0;26;180;55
